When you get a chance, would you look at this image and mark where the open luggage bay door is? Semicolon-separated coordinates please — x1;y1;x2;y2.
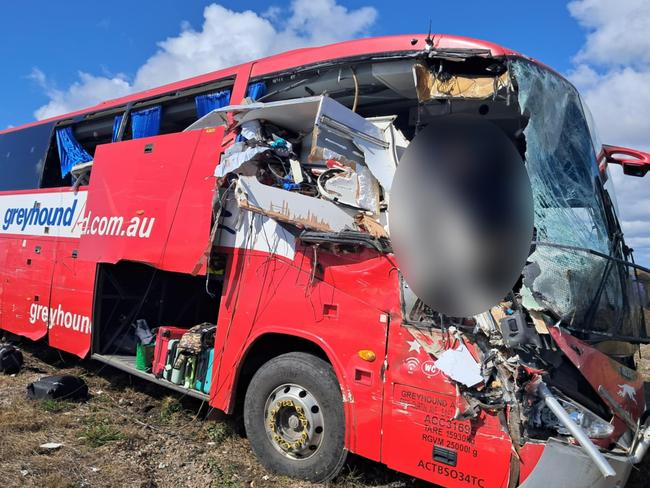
79;127;225;274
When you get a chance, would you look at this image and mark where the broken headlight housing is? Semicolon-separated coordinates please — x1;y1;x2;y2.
537;397;614;439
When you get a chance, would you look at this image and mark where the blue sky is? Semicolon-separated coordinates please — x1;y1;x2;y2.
2;0;650;266
0;1;583;128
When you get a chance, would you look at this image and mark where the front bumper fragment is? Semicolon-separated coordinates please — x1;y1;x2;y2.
519;438;635;488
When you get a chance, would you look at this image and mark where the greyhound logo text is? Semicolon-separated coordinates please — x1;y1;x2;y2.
29;303;91;335
3;199;78;231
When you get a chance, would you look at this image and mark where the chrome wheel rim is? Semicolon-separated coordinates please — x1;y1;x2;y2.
264;383;325;460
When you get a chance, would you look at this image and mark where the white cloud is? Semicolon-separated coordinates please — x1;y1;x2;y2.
569;0;650;67
33;71;132;121
31;0;377;120
568;0;650;266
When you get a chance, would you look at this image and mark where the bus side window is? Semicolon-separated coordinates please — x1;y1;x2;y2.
41;113;123;189
156;87;233;135
40;129;71;188
0;122;55;191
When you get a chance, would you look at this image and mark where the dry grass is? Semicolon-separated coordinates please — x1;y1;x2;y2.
0;341;415;488
0;340;647;487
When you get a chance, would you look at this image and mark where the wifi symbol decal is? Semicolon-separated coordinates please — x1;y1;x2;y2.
404;357;420;373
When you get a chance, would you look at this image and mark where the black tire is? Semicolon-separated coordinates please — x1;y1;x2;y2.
243;352;347;482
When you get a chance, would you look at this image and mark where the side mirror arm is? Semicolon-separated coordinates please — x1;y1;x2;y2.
599;144;650;177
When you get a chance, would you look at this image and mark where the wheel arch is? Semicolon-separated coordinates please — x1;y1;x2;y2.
230;330;356;449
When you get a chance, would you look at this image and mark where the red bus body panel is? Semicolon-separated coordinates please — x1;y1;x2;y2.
0;35;569;487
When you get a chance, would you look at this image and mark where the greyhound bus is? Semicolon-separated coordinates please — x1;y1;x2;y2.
1;34;649;487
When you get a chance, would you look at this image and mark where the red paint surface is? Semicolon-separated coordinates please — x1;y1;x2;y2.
549;327;645;439
0;35;632;486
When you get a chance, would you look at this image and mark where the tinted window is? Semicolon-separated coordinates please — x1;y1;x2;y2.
0;122;54;191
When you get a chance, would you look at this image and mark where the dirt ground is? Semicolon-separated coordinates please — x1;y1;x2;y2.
0;341;648;488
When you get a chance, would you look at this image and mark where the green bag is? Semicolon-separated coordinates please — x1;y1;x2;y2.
135;343;155;371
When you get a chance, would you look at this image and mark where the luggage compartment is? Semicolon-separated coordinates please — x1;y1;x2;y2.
91;261;223;400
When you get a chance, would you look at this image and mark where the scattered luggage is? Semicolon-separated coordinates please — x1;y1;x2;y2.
27;375;88;401
176;323;216;356
152;323;217;394
152;326;187;377
0;343;23;375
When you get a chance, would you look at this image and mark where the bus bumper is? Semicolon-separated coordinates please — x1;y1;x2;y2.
519;434;648;488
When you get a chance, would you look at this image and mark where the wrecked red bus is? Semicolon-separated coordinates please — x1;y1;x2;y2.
1;34;650;487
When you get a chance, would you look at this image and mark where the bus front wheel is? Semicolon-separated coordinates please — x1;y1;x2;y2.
243;352;347;482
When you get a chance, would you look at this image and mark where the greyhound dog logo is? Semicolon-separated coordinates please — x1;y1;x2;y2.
617;384;637;404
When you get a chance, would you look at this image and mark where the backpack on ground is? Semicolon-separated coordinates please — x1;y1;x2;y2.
0;343;23;375
26;375;88;401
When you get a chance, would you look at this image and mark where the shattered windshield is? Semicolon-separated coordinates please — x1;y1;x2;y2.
511;59;646;341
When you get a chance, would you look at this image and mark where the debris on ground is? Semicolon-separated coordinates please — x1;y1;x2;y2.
0;341;421;488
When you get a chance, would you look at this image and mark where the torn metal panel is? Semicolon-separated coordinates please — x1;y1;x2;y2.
184;111;229;132
215;143;269;178
368;115;409;164
310;97;397;193
352;136;396;193
217;197;297;260
200;95;403;195
195;96;324;133
317;166;380;213
312;96;386;155
434;343;484;387
234;175;357;233
413;63;511;101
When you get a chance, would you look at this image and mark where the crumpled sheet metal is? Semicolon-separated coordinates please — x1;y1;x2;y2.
215;95;399;195
318;166;380;213
207;95;409;242
234;175;357;233
215;143;269;178
217;198;297;261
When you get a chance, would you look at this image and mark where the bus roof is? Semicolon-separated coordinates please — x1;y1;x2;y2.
2;34;519;136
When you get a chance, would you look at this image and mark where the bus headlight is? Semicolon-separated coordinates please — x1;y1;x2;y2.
539;397;614;439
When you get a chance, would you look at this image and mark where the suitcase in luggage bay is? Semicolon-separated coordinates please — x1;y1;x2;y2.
202;349;214;394
152;327;187;377
163;339;180;382
183;355;197;389
195;348;214;394
170;346;187;385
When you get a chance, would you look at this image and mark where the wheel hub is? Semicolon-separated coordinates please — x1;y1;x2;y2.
264;383;324;459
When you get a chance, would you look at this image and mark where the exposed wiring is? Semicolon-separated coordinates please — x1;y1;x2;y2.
351;68;360;113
